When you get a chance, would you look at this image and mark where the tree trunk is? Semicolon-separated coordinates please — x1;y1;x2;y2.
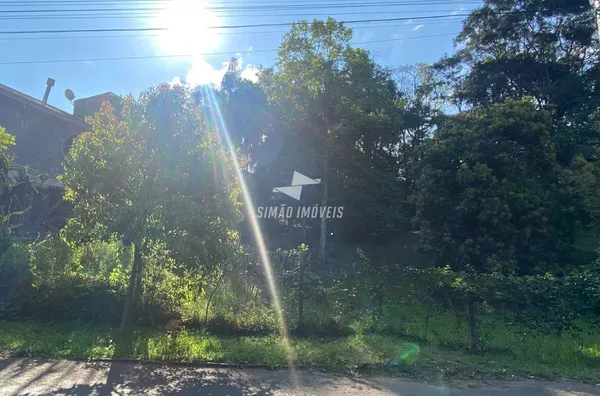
120;241;141;333
318;158;328;264
467;300;478;352
297;250;305;329
205;274;223;325
133;244;143;311
424;307;430;343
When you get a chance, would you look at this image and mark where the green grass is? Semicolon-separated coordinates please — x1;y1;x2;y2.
0;319;599;384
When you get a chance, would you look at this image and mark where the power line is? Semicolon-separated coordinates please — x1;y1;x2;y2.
0;1;481;12
0;0;483;20
0;21;460;40
0;32;457;65
0;14;485;35
0;10;471;21
5;4;585;22
0;4;587;33
0;0;480;2
0;0;482;6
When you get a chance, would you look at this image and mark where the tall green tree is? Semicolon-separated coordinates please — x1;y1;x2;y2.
261;18;352;261
437;0;599;165
412;100;579;275
260;18;423;249
438;0;597;112
327;48;413;241
60;84;242;331
219;58;276;170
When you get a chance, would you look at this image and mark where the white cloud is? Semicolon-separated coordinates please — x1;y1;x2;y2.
404;19;414;25
234;56;260;83
171;55;260;88
411;24;424;31
241;65;260;83
186;58;230;87
170;76;183;86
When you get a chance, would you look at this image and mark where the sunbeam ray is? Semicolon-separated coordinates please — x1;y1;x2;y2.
201;86;298;384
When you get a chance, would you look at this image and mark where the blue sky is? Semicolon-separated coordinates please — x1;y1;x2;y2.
0;0;478;112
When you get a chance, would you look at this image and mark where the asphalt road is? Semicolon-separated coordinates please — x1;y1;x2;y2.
0;358;598;396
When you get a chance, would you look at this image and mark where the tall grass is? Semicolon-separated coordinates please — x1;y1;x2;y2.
1;300;598;382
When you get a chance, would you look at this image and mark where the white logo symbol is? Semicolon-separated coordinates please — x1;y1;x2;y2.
273;171;321;201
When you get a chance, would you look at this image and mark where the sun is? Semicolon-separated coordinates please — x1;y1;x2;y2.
154;0;222;55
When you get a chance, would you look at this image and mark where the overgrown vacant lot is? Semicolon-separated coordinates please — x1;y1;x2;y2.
1;303;599;384
2;6;600;389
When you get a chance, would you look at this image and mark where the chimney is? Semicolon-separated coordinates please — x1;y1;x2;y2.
42;78;55;105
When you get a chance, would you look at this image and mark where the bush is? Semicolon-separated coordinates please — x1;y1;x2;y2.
14;275;124;325
4;235;130;325
27;235;72;286
0;299;17;320
0;242;30;298
567;259;600;316
72;238;132;282
387;265;600;350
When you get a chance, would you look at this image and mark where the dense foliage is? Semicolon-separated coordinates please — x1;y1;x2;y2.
59;85;243;330
412;100;579;275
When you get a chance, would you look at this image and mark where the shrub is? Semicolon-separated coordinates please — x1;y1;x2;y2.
27;234;73;286
71;238;132;282
0;298;17;320
389;265;600;350
0;242;30;298
14;275;124;325
566;259;600;316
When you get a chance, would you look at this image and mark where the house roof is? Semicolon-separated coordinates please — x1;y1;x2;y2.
0;82;91;131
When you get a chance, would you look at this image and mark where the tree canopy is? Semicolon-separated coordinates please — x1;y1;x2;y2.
412;100;579;274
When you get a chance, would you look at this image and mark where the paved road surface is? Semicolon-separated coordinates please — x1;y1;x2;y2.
0;358;598;395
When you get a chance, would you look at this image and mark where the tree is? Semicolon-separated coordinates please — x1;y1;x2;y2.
436;0;599;164
561;108;600;230
60;84;243;331
438;0;596;109
431;0;600;263
261;18;353;262
327;48;414;241
260;18;426;251
412;99;579;275
219;59;276;171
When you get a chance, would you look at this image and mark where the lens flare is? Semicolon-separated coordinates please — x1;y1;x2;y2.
201;87;297;382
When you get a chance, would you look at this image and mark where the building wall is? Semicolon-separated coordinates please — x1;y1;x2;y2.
74;93;122;120
0;98;88;179
0;96;89;236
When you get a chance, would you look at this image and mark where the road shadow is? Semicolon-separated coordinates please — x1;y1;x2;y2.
20;361;281;395
0;358;59;381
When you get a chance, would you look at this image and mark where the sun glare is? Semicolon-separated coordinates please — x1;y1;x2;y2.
154;0;221;55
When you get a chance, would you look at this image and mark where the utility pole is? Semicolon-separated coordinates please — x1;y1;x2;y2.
591;0;600;42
